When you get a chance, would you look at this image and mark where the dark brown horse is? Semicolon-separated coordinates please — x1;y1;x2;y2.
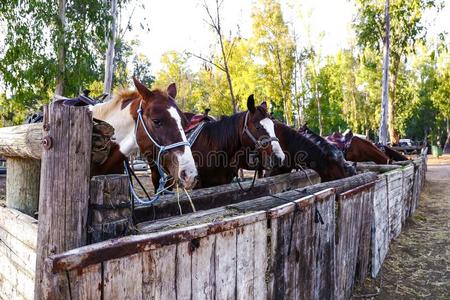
299;124;356;177
157;95;285;189
91;79;198;189
377;144;409;161
326;130;390;164
238;122;347;182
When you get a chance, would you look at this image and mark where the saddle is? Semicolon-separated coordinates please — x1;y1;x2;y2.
326;129;353;152
184;109;215;146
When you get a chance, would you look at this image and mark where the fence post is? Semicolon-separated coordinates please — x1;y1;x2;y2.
6;158;40;216
89;174;132;243
34;102;92;300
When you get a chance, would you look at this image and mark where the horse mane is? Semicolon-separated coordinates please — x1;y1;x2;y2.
93;88;171;121
300;125;343;160
199;112;244;151
277;122;329;170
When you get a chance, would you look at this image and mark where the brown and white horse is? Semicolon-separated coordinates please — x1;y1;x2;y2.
157;95;286;189
91;78;198;189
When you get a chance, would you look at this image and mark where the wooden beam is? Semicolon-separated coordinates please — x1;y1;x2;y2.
0;123;42;159
34;103;92;300
134;169;320;222
6;157;40;216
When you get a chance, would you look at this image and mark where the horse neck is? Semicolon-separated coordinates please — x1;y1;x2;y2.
198;112;245;155
91;99;137;156
281;125;325;168
354;139;389;164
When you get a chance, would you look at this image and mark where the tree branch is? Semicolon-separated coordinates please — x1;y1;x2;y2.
187;52;226;72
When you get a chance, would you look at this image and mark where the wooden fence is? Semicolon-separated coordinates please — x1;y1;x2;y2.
0;101;428;300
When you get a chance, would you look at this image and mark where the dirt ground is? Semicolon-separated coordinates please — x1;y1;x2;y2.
354;154;450;299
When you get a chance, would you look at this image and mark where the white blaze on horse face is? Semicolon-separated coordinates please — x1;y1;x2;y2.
259;118;285;163
167;107;198;188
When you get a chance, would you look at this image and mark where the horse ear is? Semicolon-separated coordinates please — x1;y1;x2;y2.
133;77;152;99
167;83;177;99
260;101;267;110
247;94;256;113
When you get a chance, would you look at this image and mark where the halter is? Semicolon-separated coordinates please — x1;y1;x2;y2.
132;100;191;205
242;111;279;150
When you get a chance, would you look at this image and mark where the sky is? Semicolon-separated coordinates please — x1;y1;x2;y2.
124;0;450;74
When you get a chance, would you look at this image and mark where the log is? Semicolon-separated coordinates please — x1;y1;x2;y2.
6;157;40;216
88;175;132;243
0;123;42;159
134;169;320;222
34;103;92;300
356;162;401;173
138;172;378;234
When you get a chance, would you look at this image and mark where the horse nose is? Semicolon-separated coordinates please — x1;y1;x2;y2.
179;167;198;189
272;153;283;167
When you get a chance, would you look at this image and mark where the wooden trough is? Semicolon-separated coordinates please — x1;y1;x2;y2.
0;102;428;300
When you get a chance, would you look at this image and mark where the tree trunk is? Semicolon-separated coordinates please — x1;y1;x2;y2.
219;36;237;113
389;58;400;145
54;0;66;96
275;46;289;125
103;0;117;96
378;0;390;145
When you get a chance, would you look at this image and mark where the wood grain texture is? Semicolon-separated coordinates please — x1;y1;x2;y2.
386;169;404;240
6;158;40;216
89;175;131;243
103;253;143;300
0;123;42;159
371;176;389;278
34;103;92;300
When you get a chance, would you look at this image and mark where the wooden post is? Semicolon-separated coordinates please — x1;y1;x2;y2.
34;102;92;300
89;175;132;243
6;158;40;216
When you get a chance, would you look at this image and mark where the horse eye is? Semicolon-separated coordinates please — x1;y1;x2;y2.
256;124;262;130
152;119;162;127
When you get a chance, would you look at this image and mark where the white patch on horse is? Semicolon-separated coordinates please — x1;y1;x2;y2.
259;118;286;163
167;107;198;186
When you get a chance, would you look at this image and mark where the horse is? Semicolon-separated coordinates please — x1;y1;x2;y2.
90;78;198;189
152;95;286;190
326;130;390;165
299;124;356;177
237;121;347;182
376;144;409;161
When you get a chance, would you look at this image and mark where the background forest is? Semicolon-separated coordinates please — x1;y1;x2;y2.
0;0;449;146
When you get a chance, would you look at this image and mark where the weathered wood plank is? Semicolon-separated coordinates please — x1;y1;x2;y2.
103;253;143;300
35;103;92;300
68;263;102;300
89;175;131;243
141;245;176;299
253;220;268;300
0;123;42;159
402;165;415;221
356;186;374;283
216;229;237;299
371;176;389;278
134;169;320;222
175;241;192;300
386;170;404;240
6;158;40;216
191;234;216;299
313;190;336;300
0;207;38;249
0;250;35;300
0;227;36;277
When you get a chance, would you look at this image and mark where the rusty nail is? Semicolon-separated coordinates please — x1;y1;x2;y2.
42;136;53;150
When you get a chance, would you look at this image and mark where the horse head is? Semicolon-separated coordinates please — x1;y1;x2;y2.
241;95;285;169
131;79;198;189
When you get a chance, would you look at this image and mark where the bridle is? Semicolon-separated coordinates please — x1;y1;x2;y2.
242;111;279;150
129;100;191;205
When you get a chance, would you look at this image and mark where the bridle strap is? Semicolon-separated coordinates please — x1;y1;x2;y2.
132;101;191;204
242;111;279;150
